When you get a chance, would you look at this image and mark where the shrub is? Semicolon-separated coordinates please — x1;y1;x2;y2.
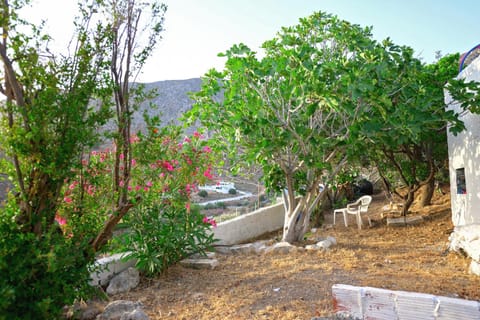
121;204;216;276
198;190;208;198
0;204;98;319
228;188;237;195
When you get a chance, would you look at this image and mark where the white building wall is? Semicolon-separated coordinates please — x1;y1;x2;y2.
445;57;480;226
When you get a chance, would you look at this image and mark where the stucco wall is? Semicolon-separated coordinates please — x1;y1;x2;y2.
445;57;480;226
212;201;285;246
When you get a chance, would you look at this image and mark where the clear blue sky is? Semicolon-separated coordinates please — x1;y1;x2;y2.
24;0;480;83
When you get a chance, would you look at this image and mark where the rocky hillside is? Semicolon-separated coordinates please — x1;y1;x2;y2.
138;78;202;132
101;78;203;136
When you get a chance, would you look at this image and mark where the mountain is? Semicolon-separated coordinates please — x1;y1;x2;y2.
101;78;203;136
138;78;202;132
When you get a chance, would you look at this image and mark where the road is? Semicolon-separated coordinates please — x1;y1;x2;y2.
196;191;253;206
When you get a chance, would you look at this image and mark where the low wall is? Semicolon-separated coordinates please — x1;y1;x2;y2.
89;252;136;286
333;284;480;319
90;202;286;284
212;201;285;246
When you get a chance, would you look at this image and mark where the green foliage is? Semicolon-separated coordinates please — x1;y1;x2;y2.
350;48;465;211
0;0;170;317
198;189;208;198
61;126;219;276
184;11;380;242
121;205;216;276
0;204;98;319
203;202;227;210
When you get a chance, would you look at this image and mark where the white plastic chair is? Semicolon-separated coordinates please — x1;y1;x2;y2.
333;195;372;229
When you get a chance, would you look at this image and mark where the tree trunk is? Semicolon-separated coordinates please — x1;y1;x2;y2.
401;188;415;216
282;187;327;243
418;178;435;208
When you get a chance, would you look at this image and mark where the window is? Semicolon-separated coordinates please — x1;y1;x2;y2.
456;168;467;194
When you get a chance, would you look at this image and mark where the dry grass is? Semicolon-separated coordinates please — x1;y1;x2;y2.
104;191;480;319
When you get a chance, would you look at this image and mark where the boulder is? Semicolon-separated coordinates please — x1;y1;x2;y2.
96;300;145;320
106;267;140;295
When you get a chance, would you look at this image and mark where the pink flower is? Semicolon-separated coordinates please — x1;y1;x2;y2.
163;161;174;172
131;159;137;166
202;216;217;228
193;131;201;138
55;214;67;226
128;185;132;191
130;135;140;143
87;185;95;196
202;146;212;153
185;202;191;212
204;168;213;179
146;181;153;187
143;187;149;192
184;136;191;143
135;185;141;191
64;197;73;204
68;182;77;190
119;180;125;187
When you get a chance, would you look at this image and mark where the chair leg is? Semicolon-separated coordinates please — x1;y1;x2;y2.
343;211;348;227
356;213;362;229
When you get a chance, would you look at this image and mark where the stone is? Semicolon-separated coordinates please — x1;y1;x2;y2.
305;244;319;250
188;251;216;259
96;300;144;320
215;241;268;255
180;258;219;269
106;267;140;295
264;241;297;254
316;240;333;250
119;309;149;320
469;260;480;276
326;236;337;245
387;216;423;227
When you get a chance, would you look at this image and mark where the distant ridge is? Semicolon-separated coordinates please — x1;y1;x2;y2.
101;78;203;136
136;78;202;132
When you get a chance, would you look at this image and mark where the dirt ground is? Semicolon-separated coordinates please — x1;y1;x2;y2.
100;191;480;319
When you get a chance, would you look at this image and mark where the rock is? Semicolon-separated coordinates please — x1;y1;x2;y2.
470;260;480;276
180;258;219;269
188;252;216;259
316;239;333;250
326;236;337;245
78;304;103;320
119;309;149;320
106;267;140;295
96;300;144;320
264;241;298;254
215;241;268;255
387;216;423;227
305;244;319;250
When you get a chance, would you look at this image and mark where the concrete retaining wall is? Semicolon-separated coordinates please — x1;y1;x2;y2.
89;252;136;286
212;201;285;246
90;202;286;284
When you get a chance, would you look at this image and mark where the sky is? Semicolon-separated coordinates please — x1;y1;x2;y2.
23;0;480;83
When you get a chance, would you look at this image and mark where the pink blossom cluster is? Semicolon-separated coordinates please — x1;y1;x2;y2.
202;216;217;228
